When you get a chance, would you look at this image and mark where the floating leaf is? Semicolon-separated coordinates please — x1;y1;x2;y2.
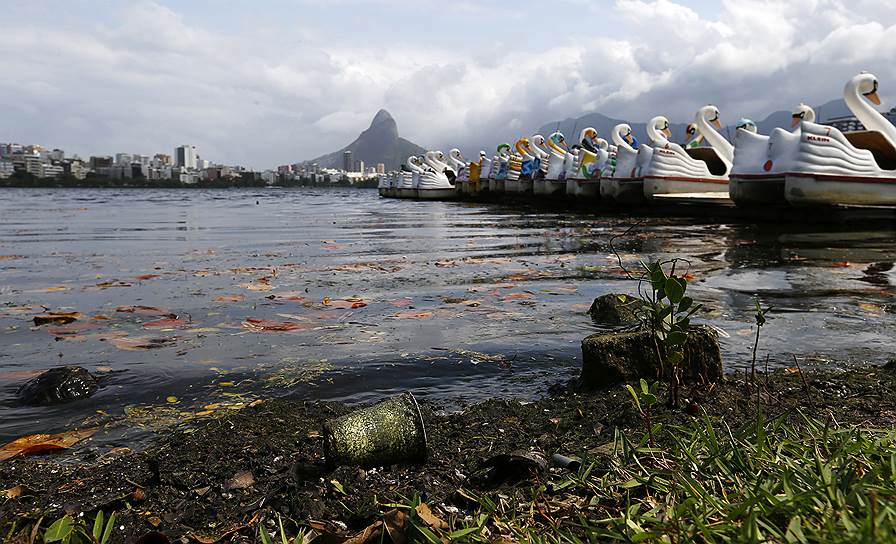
0;428;98;462
239;281;274;292
95;280;133;289
323;298;367;309
136;274;161;281
166;396;178;404
0;255;23;261
110;336;177;351
143;318;189;329
33;311;81;326
47;322;95;335
215;295;245;302
116;305;175;317
42;286;70;292
502;292;533;301
394;311;433;319
241;318;309;332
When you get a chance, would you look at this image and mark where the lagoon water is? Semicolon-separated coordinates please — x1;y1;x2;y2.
1;187;895;444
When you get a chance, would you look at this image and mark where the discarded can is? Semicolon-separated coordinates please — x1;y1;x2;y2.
551;453;581;472
323;392;427;468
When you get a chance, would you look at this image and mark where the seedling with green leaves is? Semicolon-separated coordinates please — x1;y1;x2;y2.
637;260;702;406
44;511;116;544
624;378;660;446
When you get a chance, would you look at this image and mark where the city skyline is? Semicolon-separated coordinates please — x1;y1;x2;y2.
2;1;896;168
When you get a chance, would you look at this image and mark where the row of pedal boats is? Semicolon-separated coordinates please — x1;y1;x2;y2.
378;72;896;207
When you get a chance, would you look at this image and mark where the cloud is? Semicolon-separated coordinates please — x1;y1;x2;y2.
1;0;895;167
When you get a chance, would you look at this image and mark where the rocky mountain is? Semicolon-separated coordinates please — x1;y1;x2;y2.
307;110;425;171
535;99;851;147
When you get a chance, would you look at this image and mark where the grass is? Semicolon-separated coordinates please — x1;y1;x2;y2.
404;411;896;543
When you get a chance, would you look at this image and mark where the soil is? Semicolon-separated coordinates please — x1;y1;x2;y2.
2;363;896;543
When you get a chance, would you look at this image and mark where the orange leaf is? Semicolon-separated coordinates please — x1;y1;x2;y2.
831;261;851;268
0;428;98;462
136;274;161;281
215;295;245;302
0;255;23;261
388;298;412;307
394;311;433;319
502;292;533;301
681;272;696;282
324;299;367;309
143;318;189;329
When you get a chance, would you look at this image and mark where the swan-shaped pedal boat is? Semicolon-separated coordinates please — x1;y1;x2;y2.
472;151;490;193
378;172;391;197
536;132;571;196
729;105;815;206
642;105;732;198
397;155;425;198
784;72;896;206
489;143;510;193
565;128;606;198
529;135;552;195
602;118;668;203
417;151;456;200
507;138;539;194
448;149;469;194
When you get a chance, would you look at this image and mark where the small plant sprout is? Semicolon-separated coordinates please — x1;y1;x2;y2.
751;297;773;385
638;260;702;407
625;378;660;447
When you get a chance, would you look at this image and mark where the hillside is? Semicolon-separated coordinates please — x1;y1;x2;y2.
307;110;425;171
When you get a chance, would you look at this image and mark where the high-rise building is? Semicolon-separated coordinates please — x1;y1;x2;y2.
354;160;364;173
343;150;352;172
175;145;198;170
376;163;385;174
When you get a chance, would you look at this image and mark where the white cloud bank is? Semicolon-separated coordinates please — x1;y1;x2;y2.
1;0;895;167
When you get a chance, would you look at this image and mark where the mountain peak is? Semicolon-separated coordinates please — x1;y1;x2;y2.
306;108;424;171
370;109;395;128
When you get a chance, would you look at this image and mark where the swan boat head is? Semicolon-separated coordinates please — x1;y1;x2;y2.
547;131;568;155
790;103;816;128
735;118;758;133
699;105;724;130
684;123;703;147
579;128;600;153
850;72;881;106
647;116;672;144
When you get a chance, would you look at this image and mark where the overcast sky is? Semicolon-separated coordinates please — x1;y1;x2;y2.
3;0;896;168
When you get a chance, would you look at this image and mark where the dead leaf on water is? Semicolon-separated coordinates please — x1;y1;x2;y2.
116;305;175;317
503;292;534;301
241;318;309;332
136;274;161;281
215;295;245;302
0;428;98;462
393;311;433;319
0;255;23;261
110;336;177;351
143;318;189;329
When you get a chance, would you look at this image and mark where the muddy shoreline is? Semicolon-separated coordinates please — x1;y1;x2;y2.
2;361;895;542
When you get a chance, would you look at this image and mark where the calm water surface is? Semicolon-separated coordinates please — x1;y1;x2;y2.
1;188;895;445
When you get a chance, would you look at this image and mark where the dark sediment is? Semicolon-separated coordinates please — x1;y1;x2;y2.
2;364;895;542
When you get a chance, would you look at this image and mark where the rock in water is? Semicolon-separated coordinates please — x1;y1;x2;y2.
588;293;645;327
16;366;99;405
580;326;722;389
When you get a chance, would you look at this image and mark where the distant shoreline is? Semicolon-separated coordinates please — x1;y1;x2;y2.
0;175;379;190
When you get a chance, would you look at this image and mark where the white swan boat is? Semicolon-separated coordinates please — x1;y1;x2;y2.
729;104;815;206
396;156;424;198
448;149;469;194
601;119;668;202
489;143;510;193
784;72;896;206
537;132;570;196
378;172;391;197
565;128;606;198
418;151;456;199
642;105;732;198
